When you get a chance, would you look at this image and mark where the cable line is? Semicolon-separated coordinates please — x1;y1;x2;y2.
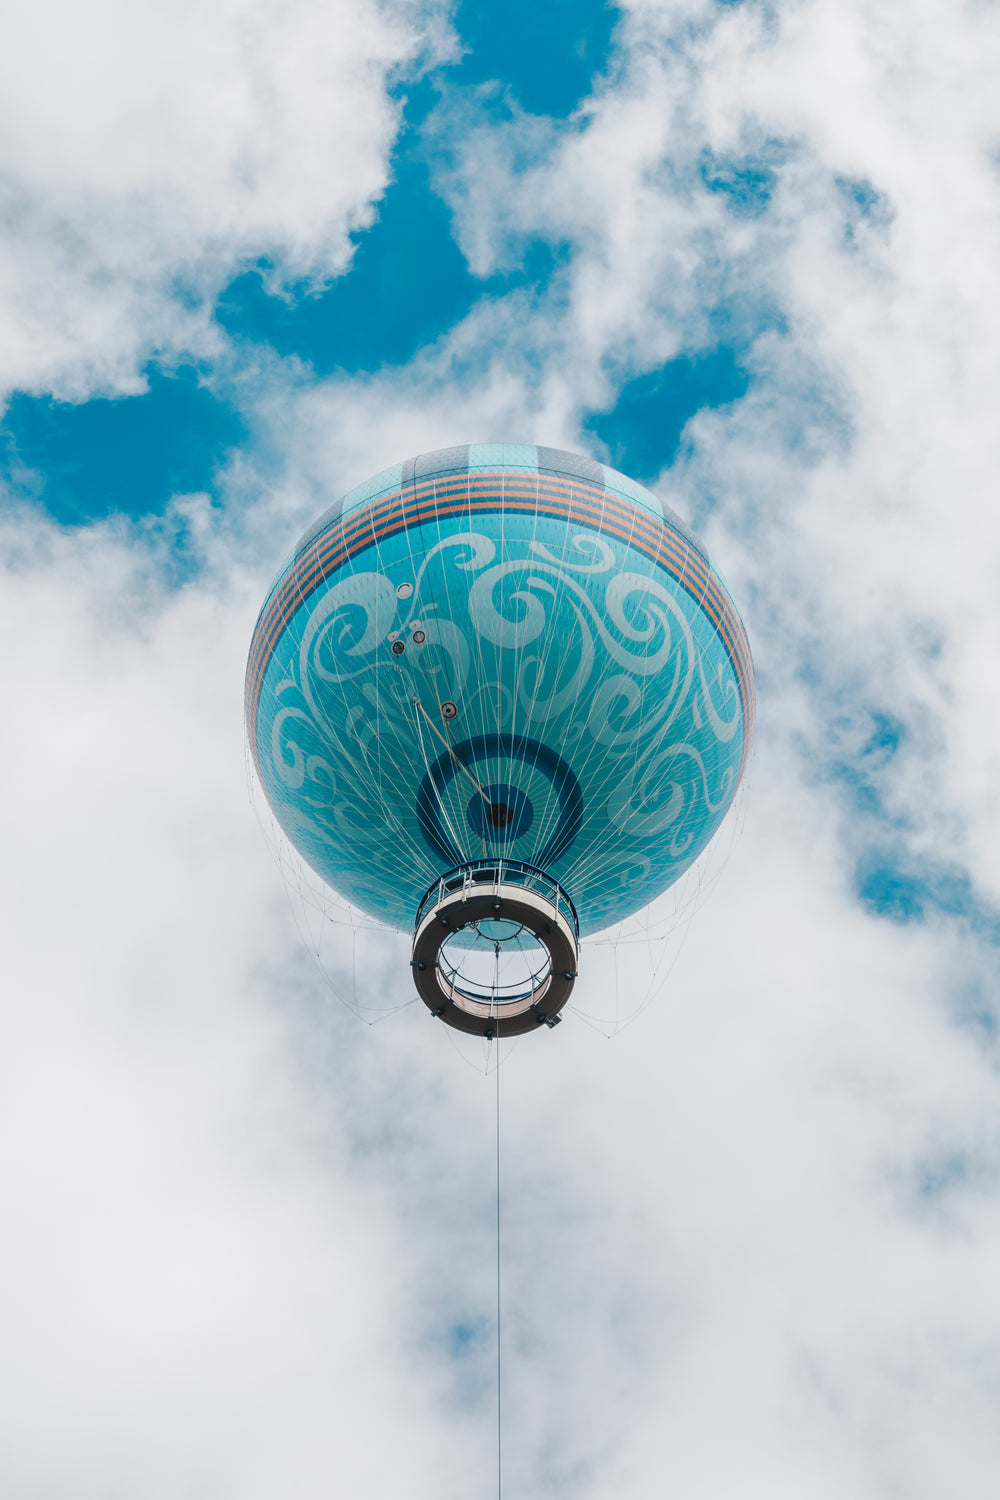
495;1042;503;1500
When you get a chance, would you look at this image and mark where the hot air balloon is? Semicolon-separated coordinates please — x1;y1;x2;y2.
246;445;753;1037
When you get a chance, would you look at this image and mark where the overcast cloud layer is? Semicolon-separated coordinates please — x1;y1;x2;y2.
2;2;1000;1496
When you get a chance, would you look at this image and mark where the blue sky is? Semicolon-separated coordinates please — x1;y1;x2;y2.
2;2;1000;1497
2;0;755;522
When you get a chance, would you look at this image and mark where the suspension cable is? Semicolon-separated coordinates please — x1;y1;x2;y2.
412;696;493;810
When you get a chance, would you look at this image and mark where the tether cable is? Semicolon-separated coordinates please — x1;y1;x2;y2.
495;1042;503;1500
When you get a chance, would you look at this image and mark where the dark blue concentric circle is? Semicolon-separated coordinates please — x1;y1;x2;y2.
466;783;534;842
416;733;583;868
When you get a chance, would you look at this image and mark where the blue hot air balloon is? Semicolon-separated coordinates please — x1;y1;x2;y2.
246;445;754;1037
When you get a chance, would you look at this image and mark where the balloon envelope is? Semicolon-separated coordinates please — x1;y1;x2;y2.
246;445;753;936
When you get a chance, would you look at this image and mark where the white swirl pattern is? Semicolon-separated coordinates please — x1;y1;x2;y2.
261;521;747;934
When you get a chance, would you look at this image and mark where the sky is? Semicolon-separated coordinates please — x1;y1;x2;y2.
2;0;1000;1495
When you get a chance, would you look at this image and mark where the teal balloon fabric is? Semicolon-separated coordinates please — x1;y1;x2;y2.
246;445;754;935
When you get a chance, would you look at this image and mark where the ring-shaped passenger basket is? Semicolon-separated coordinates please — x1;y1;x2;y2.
411;861;580;1037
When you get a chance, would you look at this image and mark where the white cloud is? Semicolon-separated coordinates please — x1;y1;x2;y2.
0;507;482;1496
0;0;451;402
5;0;1000;1496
